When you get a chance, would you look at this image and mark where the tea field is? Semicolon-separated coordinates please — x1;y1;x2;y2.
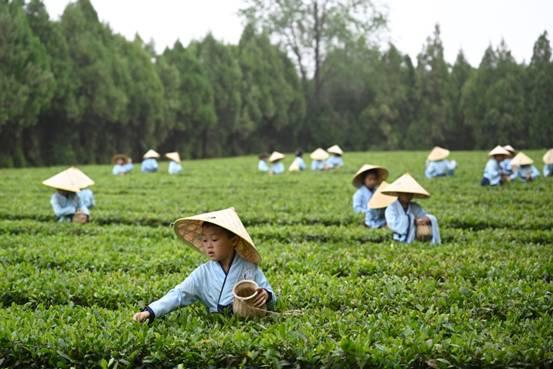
0;151;552;368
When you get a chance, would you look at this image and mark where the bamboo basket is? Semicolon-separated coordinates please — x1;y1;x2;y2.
416;224;432;241
232;280;266;318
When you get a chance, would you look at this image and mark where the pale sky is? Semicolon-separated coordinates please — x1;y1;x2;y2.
43;0;553;66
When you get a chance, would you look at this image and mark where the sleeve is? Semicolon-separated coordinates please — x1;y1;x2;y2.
254;267;276;305
352;189;366;213
385;202;410;236
147;269;201;319
532;166;540;179
50;194;75;217
484;160;501;185
410;203;427;218
545;165;551;177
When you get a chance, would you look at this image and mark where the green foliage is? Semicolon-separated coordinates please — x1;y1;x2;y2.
0;151;552;367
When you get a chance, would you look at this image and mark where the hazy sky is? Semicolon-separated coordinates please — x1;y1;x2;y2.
43;0;553;66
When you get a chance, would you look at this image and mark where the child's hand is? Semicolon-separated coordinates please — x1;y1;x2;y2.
133;311;150;323
416;216;430;225
253;288;269;308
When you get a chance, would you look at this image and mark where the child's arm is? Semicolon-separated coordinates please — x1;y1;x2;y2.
254;268;275;307
352;189;366;213
385;201;410;235
50;194;76;217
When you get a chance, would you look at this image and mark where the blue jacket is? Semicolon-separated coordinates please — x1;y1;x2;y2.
385;200;441;244
544;164;553;177
147;254;275;318
510;165;540;182
326;155;343;168
50;192;89;222
270;162;284;175
258;160;269;172
168;161;182;175
482;159;503;186
352;186;386;228
141;158;159;173
78;189;95;209
311;160;325;171
425;160;457;178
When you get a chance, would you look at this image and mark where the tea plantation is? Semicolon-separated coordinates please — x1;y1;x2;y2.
0;151;552;368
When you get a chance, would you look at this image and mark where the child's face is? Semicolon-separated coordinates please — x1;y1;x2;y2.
398;193;413;206
116;159;124;165
493;154;506;162
201;224;236;262
363;172;378;189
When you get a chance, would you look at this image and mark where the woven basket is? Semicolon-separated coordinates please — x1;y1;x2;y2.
232;280;266;318
72;212;88;224
416;224;432;241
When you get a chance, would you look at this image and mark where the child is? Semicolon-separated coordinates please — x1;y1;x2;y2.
509;152;540;182
288;150;306;172
166;152;182;175
258;153;270;173
382;174;441;244
133;208;275;322
481;145;511;186
112;154;133;175
141;149;160;173
500;145;517;176
326;145;344;169
268;152;285;175
352;164;389;228
367;181;397;214
424;146;457;178
543;149;553;177
66;167;96;210
42;169;91;223
310;148;329;171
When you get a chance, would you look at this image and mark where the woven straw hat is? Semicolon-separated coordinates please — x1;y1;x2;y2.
381;173;430;199
112;154;129;164
66;167;94;188
165;152;181;163
173;207;261;264
288;160;300;172
368;181;397;209
143;149;160;159
503;145;516;154
427;146;450;161
488;145;510;156
543;149;553;165
42;168;84;193
268;151;285;163
352;164;389;188
310;148;329;161
510;152;534;167
327;145;343;155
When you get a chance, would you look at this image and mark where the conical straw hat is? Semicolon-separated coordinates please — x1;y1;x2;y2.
310;148;329;161
352;164;389;188
42;169;82;193
427;146;450;161
66;167;94;188
503;145;516;154
488;145;510;156
381;173;430;199
510;152;534;167
368;181;398;209
165;152;181;163
112;154;129;164
288;160;300;172
173;207;261;264
268;151;285;163
143;149;160;159
543;149;553;165
327;145;343;155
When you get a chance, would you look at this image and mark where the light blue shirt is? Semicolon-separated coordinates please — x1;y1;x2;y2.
113;163;133;175
291;157;306;171
482;159;503;186
500;158;513;176
141;158;159;173
510;165;540;182
258;160;269;172
147;254;275;317
326;155;344;168
543;164;553;177
50;192;89;221
385;200;441;244
78;189;95;209
352;186;386;228
270;162;284;175
168;161;182;175
311;160;325;171
425;160;457;178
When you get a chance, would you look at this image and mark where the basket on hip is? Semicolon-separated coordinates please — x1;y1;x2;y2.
232;280;266;318
416;224;432;241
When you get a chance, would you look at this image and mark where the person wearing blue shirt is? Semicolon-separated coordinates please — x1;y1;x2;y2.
326;145;344;169
424;146;457;178
132;208;275;322
289;150;306;172
166;152;182;175
268;151;285;175
382;174;441;244
352;164;389;228
141;149;160;173
509;152;540;182
258;153;269;173
112;154;133;175
543;149;553;177
78;188;95;209
481;146;511;186
500;145;517;177
310;148;329;171
43;168;93;223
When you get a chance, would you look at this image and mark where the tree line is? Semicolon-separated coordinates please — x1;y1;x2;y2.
0;0;551;167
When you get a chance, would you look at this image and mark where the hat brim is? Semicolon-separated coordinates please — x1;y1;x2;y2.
380;190;430;199
112;154;129;164
173;219;261;264
352;167;389;188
